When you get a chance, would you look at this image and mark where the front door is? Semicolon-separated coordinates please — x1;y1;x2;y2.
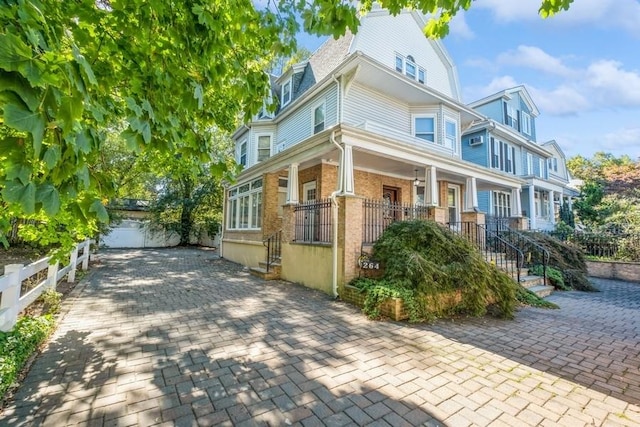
382;186;400;224
448;184;461;224
302;181;317;241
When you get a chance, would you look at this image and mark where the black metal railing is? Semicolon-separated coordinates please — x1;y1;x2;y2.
497;229;549;283
448;221;524;282
362;200;431;243
538;230;640;261
294;199;332;243
485;215;511;233
263;230;282;273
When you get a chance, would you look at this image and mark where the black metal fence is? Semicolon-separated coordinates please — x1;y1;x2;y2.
362;200;430;244
263;230;282;272
294;199;332;243
497;229;549;283
485;216;511;233
540;230;640;261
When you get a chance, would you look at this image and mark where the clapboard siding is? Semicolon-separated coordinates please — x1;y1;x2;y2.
350;11;458;99
343;83;410;132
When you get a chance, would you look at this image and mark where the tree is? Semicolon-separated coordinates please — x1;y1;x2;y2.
1;0;577;249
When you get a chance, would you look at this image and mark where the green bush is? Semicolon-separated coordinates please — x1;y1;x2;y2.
356;220;519;322
514;286;559;309
0;316;56;399
529;264;570;291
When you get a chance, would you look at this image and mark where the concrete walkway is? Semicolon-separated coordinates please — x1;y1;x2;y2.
1;248;639;426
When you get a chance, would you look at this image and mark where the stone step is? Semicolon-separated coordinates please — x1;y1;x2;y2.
250;266;281;281
527;284;555;298
519;275;545;289
258;260;281;274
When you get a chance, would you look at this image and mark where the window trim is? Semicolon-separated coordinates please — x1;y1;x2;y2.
238;139;247;167
526;153;533;175
227;178;264;231
521;111;531;135
412;114;436;143
312;100;326;134
255;133;272;163
492;191;512;218
444;118;458;151
281;78;292;107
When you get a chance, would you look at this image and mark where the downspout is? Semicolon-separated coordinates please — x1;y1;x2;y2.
329;74;342;298
219;185;227;258
330;131;343;299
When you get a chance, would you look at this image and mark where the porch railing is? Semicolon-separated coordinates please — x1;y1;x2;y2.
485;215;511;233
448;222;524;283
539;230;640;261
497;229;549;284
263;230;282;273
294;199;332;243
362;200;430;244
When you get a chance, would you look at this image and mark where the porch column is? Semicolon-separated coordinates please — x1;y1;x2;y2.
549;190;555;226
286;163;299;204
528;184;536;230
425;166;438;206
464;177;478;212
567;195;573;210
342;144;355;195
510;187;522;217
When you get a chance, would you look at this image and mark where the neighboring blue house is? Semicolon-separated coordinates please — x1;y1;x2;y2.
462;86;577;230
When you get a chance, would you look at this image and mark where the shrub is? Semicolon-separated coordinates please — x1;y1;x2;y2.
357;220;518;321
529;264;570;291
0;316;56;399
39;289;63;315
514;286;559;309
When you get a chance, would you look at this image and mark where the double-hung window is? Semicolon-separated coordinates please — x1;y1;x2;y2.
526;153;533;175
313;102;325;134
490;138;516;175
238;140;247;166
492;192;512;217
444;119;457;150
405;55;416;80
395;54;403;72
228;179;263;230
506;105;519;130
282;79;291;106
521;112;531;135
256;134;271;162
394;53;425;84
538;158;545;178
414;116;435;142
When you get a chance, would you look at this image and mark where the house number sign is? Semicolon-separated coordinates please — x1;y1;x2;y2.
358;254;380;270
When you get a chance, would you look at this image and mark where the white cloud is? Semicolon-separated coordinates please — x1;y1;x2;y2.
449;13;475;39
497;45;576;78
528;85;590;116
475;0;640;37
464;75;519;102
603;128;640;150
586;60;640;107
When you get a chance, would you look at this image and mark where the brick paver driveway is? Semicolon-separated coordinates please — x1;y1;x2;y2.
2;248;639;426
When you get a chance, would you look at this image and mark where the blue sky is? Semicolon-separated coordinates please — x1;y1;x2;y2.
297;0;640;160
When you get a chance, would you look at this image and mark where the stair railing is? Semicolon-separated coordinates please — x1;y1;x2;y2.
497;228;550;285
263;230;282;273
448;222;524;283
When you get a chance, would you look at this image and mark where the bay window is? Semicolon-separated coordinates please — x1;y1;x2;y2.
228;178;263;230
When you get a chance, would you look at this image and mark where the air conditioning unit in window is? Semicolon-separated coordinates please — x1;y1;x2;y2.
468;135;484;146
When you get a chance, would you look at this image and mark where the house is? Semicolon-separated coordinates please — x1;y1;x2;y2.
220;8;567;296
462;87;577;230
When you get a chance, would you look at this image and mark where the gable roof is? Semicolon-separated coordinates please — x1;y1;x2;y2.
468;85;540;117
542;140;567;159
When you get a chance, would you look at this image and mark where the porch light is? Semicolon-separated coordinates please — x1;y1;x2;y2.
413;169;422;186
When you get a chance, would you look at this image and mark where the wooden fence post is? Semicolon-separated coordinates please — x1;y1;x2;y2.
1;264;23;332
47;261;59;290
68;244;79;283
81;239;90;270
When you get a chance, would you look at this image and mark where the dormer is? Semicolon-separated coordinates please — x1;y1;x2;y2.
542;140;569;183
276;61;308;110
469;86;539;141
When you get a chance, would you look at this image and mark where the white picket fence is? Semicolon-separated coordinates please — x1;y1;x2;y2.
0;239;92;332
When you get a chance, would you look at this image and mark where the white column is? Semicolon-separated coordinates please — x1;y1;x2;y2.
464;177;478;211
342;144;355;195
425;166;438;206
549;190;555;225
510;188;522;217
567;195;573;210
528;184;536;230
286;163;299;204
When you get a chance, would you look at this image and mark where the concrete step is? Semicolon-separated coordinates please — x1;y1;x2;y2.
519;275;545;289
258;260;281;275
250;266;281;281
527;284;555;298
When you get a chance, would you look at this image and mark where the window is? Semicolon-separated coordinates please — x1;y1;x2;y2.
522;112;531;135
492;192;511;217
256;134;271;162
490;137;516;175
549;158;558;172
238;140;247;166
535;191;549;218
506;105;519;130
395;54;403;72
526;153;533;175
418;68;425;84
313;103;325;134
405;59;416;80
444;120;457;150
228;178;263;230
414;116;435;142
538;158;545;178
282;79;291;106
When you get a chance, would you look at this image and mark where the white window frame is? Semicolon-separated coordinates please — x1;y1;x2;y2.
492;191;512;217
238;139;247;167
281;78;292;107
538;158;545;178
313;101;326;134
418;67;426;84
412;114;436;143
405;56;416;80
526;153;533;175
521;111;531;135
444;118;457;151
491;137;500;169
507;105;518;130
255;133;272;163
227;178;263;230
395;54;404;72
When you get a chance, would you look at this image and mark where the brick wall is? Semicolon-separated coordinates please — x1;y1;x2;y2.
354;170;413;203
262;172;284;237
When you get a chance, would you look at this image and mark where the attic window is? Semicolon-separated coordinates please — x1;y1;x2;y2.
394;53;426;85
282;79;291;106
